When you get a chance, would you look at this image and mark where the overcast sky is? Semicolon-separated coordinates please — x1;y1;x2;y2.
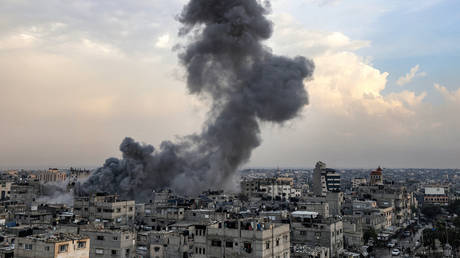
1;0;459;169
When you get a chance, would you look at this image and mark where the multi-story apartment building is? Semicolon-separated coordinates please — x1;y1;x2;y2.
14;233;90;258
205;219;291;258
312;162;341;197
241;177;300;200
290;211;343;258
73;193;135;226
138;204;185;230
10;180;41;206
81;228;136;258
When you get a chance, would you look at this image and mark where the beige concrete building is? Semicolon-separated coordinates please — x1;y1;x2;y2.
14;233;89;258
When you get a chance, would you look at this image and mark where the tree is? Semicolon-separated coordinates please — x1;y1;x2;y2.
421;205;442;219
363;227;378;244
422;229;436;249
447;200;460;215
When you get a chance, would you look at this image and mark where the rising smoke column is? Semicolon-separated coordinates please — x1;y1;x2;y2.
81;0;314;201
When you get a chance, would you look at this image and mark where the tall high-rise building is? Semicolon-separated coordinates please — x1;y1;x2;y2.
312;161;341;196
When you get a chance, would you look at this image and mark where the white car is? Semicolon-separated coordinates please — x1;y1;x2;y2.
387;242;396;248
392;248;401;256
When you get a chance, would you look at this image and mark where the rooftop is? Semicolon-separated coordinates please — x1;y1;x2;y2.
25;233;88;243
425;187;445;195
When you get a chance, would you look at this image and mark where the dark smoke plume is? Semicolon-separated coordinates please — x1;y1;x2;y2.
80;0;314;201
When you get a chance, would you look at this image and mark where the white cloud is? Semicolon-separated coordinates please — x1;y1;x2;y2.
270;13;370;57
396;64;427;86
434;83;460;102
155;34;171;49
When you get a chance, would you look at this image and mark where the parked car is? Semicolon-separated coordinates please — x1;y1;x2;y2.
403;231;411;237
392;249;401;256
387;239;397;248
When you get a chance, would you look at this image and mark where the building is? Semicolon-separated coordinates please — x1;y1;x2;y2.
0;181;12;200
312;162;341;197
292;245;329;258
369;167;383;186
14;233;89;258
10;181;41;206
205;219;291;258
81;228;135;258
73;193;135;226
342;216;364;249
424;187;448;206
38;169;67;183
290;211;343;258
351;178;366;189
241;177;300;200
296;202;330;218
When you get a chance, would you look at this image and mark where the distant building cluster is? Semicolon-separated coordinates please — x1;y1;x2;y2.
0;163;458;257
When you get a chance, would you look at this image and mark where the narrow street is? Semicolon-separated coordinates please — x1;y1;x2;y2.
373;223;430;258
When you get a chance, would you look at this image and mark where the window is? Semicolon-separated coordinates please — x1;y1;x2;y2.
97;235;105;240
129;207;133;211
125;235;130;240
59;244;68;253
25;244;32;250
95;248;104;254
266;241;270;249
45;246;50;251
211;240;221;247
113;236;118;240
276;239;280;246
244;242;252;253
77;241;86;249
112;250;117;255
226;241;233;248
154;247;160;252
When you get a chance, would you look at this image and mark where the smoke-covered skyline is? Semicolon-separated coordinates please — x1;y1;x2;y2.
80;0;314;200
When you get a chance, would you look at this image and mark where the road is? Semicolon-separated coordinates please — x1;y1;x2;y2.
373;224;430;258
